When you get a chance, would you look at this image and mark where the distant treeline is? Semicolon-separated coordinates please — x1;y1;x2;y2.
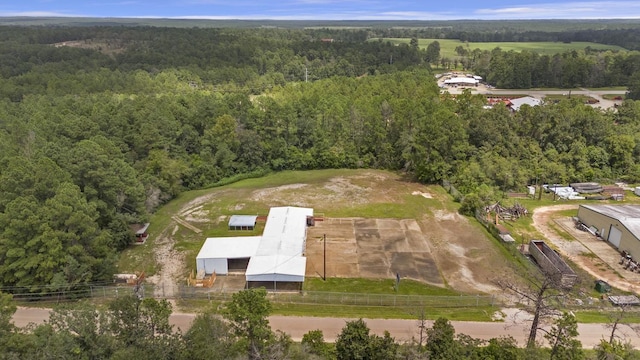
375;28;640;51
2;17;640;31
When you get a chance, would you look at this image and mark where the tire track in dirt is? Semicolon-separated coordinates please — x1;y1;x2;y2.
532;204;639;293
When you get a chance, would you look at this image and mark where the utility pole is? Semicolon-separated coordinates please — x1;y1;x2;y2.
323;234;326;281
305;67;308;83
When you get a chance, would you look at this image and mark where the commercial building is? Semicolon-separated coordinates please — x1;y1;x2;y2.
507;96;541;111
444;77;479;86
577;205;640;259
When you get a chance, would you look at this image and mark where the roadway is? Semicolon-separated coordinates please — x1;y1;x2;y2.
441;80;626;110
12;307;640;348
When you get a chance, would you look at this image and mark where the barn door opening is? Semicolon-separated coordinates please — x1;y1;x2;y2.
608;225;622;248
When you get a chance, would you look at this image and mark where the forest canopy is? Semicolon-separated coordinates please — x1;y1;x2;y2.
0;24;640;292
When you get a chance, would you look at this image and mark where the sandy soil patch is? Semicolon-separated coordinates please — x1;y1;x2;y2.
248;171;424;210
412;191;433;199
306;211;505;294
146;230;184;299
425;211;503;293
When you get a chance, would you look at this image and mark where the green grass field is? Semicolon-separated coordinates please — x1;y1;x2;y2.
118;169;450;277
373;38;627;58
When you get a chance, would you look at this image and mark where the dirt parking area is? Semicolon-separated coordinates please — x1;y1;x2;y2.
306;218;442;286
533;205;640;293
306;211;505;294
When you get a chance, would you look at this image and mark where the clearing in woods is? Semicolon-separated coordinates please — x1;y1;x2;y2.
141;169;510;295
374;38;627;58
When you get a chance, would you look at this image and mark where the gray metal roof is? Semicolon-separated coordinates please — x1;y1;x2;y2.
509;96;541;111
581;204;640;220
200;207;313;282
581;205;640;239
229;215;258;227
131;223;150;235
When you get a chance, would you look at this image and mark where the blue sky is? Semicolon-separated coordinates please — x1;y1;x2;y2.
2;1;640;20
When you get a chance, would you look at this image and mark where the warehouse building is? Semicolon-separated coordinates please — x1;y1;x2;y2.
196;206;313;289
444;77;479;86
577;205;640;259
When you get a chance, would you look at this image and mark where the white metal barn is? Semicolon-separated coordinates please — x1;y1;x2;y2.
195;236;261;275
195;206;313;287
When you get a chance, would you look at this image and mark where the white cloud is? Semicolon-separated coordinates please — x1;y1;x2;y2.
476;1;640;19
0;11;82;17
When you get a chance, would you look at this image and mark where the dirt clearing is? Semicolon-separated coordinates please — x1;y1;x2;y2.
145;170;510;296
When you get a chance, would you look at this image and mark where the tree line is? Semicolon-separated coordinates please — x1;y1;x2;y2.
1;288;637;359
461;47;640;89
374;25;640;51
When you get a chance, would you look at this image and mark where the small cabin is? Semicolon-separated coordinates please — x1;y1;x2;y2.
130;223;150;243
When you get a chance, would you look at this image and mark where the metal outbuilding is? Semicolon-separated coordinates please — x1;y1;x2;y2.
195;236;261;275
196;206;313;287
577;205;640;259
228;215;258;230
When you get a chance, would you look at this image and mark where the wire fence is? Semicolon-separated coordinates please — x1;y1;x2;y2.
4;284;152;303
178;287;497;308
6;283;497;309
7;283;614;313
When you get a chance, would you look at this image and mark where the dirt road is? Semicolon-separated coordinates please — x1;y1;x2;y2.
442;84;625;110
12;307;639;348
531;205;640;293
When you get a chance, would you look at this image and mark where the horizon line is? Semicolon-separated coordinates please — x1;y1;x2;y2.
1;15;640;21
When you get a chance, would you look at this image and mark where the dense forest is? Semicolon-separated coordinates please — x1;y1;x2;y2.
0;24;640;295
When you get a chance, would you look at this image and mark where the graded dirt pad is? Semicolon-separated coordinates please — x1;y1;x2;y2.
306;218;444;285
305;214;502;293
424;210;504;293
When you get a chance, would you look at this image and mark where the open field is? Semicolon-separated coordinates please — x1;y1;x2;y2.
119;169;515;298
374;38;627;58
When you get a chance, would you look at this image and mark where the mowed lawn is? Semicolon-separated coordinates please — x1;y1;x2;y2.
373;38;627;58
